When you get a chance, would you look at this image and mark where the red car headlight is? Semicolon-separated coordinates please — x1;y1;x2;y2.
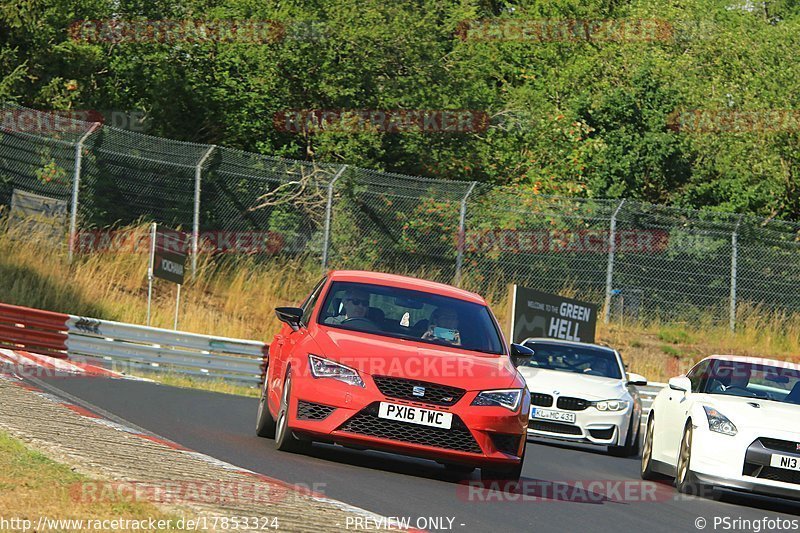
308;354;365;388
471;389;523;411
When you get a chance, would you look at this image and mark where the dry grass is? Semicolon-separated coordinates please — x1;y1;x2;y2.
0;222;319;342
0;431;185;531
130;372;260;398
1;222;798;388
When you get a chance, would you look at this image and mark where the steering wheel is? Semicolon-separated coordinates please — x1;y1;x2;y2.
723;385;758;397
342;317;377;328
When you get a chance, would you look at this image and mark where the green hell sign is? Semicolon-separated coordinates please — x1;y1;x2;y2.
509;285;597;344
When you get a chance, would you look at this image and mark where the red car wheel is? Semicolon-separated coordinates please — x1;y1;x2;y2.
275;370;310;453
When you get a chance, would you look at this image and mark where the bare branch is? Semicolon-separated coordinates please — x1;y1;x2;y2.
249;163;331;224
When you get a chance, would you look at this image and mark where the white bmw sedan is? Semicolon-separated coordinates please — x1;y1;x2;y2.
514;338;647;457
642;355;800;499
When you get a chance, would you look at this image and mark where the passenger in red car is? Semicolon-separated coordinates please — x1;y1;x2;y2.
422;307;462;346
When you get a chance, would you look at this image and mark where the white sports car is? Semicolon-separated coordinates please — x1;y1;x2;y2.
513;338;647;457
642;355;800;499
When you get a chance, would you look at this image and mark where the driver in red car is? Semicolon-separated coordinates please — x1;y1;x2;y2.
324;288;370;325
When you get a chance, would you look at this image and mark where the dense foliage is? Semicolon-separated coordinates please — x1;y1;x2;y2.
2;0;800;218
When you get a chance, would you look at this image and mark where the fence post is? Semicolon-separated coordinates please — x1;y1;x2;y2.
68;122;102;263
454;181;478;287
603;199;626;324
321;165;348;271
192;145;216;275
729;215;742;332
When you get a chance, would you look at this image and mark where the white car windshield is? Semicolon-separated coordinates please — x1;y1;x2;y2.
520;341;622;379
700;360;800;404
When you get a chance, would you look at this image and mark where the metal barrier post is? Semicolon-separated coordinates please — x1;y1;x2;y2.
146;222;156;326
730;215;743;331
454;181;478;287
321;165;348;271
68;122;101;263
192;145;216;275
174;284;182;331
604;199;626;324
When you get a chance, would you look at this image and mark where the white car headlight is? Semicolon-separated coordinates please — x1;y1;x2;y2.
592;399;630;412
703;405;737;436
308;354;364;387
471;389;523;411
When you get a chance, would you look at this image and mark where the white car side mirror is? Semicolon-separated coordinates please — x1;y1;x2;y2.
668;376;691;393
627;372;648;386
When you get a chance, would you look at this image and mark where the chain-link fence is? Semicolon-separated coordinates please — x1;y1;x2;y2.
1;102;799;327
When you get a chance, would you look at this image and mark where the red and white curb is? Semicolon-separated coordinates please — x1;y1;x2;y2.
0;373;419;531
0;348;125;378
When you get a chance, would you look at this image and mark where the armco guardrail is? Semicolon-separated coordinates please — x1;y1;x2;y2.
0;303;69;359
0;303;268;385
638;383;664;424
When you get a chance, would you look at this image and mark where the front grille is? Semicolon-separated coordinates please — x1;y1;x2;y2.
529;421;582;435
589;428;615;440
756;466;800;485
373;376;465;406
489;433;522;455
338;402;481;453
297;401;336;421
759;438;800;454
557;397;591;411
530;393;553;407
743;437;800;485
742;462;761;477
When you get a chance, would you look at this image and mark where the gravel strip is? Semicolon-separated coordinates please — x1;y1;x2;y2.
0;376;406;532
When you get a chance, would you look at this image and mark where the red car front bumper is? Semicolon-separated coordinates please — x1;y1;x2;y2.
287;372;528;468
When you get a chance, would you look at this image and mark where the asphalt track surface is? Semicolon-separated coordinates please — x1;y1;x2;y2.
35;376;800;533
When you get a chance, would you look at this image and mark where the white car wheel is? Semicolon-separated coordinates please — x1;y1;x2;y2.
640;416;659;480
675;422;711;496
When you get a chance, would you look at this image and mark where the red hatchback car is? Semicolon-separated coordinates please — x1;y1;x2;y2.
256;270;531;481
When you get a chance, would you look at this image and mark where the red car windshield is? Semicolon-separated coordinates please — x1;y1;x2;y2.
317;281;505;355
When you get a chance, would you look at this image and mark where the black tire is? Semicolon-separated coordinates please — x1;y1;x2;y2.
274;370;309;453
256;378;277;438
608;418;640;457
480;441;525;483
640;416;660;481
675;421;710;496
